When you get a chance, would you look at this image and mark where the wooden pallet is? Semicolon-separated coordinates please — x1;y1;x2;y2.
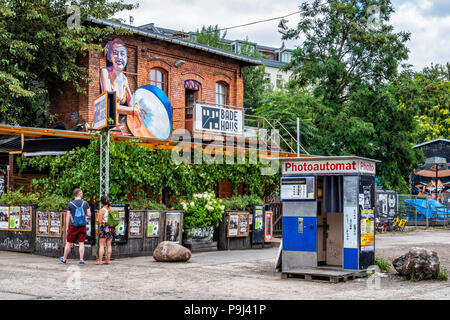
281;268;355;283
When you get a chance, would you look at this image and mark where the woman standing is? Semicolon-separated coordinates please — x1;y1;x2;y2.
96;196;115;265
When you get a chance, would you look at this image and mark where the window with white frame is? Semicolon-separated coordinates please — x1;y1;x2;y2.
216;82;228;106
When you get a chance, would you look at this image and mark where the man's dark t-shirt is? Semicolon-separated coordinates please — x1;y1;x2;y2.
67;200;90;226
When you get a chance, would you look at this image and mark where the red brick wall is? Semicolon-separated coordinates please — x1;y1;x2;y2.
50;35;245;133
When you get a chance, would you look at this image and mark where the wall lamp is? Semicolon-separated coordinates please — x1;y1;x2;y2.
174;60;186;68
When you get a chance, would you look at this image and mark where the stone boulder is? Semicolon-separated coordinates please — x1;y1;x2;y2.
392;247;440;279
153;241;191;262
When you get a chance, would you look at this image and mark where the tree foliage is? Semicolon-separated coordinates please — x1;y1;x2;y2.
189;25;268;112
256;0;425;193
406;64;449;141
0;0;137;126
18;138;280;205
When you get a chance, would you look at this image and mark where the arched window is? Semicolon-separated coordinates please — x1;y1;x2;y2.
216;82;228;106
149;68;168;93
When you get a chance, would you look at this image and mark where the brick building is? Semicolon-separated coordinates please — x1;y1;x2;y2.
50;17;261;137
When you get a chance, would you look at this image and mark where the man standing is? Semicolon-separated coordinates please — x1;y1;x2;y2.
59;188;91;265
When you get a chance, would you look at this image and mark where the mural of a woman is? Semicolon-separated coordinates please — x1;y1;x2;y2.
100;38;146;135
99;38;172;140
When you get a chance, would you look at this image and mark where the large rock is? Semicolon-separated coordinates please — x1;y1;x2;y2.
392;247;440;279
153;241;191;262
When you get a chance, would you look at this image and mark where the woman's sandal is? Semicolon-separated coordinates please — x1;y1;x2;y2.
103;261;111;265
96;260;103;265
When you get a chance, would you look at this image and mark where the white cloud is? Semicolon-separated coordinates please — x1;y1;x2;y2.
114;0;450;70
391;0;450;70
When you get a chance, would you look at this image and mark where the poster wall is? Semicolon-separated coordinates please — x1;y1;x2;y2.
128;211;144;238
20;206;32;231
165;212;182;244
110;204;128;244
344;176;358;249
252;206;265;244
227;212;249;237
37;211;62;237
8;206;20;230
264;211;273;242
227;213;239;237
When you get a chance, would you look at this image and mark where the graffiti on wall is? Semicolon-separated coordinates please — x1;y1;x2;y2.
100;38;172;140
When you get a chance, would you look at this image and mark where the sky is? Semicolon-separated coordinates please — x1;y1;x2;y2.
114;0;450;71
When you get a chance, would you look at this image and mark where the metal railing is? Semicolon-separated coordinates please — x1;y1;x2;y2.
244;114;309;155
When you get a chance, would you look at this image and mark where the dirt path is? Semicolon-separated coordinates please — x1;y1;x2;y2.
0;228;449;300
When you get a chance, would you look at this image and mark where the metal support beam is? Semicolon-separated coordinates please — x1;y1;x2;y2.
99;130;110;203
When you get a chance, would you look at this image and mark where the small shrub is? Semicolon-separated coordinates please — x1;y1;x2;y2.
38;195;70;212
375;257;391;273
129;199;167;211
437;267;448;281
222;194;263;211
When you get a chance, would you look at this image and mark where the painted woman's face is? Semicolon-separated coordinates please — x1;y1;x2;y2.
111;44;127;71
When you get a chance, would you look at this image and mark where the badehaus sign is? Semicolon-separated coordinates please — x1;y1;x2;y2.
282;157;377;175
194;103;243;135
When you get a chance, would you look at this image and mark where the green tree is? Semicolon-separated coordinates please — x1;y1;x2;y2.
189;26;268;112
409;64;449;141
0;0;137;126
267;0;422;192
189;25;233;52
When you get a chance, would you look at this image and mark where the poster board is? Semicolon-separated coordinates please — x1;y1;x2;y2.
8;206;20;230
128;211;144;238
19;206;33;231
36;211;62;238
110;204;128;244
280;177;315;200
227;213;239;237
252;205;265;244
227;212;249;237
344;176;358;249
164;211;183;244
146;211;161;238
0;206;9;230
264;211;273;242
49;212;62;237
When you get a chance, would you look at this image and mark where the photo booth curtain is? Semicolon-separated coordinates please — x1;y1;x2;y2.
323;175;343;213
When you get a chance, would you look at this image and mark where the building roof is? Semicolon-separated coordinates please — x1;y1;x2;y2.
413;138;450;149
86;17;261;66
260;57;287;68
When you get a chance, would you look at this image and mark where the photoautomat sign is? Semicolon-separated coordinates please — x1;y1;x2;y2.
194;103;243;135
282;159;376;175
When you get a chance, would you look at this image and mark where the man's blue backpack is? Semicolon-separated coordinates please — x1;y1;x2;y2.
70;201;87;227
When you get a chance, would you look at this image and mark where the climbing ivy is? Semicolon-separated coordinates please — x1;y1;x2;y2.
18;137;280;206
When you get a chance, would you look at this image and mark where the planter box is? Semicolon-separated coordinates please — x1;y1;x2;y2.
183;226;217;252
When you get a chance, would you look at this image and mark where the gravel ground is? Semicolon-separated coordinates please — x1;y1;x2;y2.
0;228;449;300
